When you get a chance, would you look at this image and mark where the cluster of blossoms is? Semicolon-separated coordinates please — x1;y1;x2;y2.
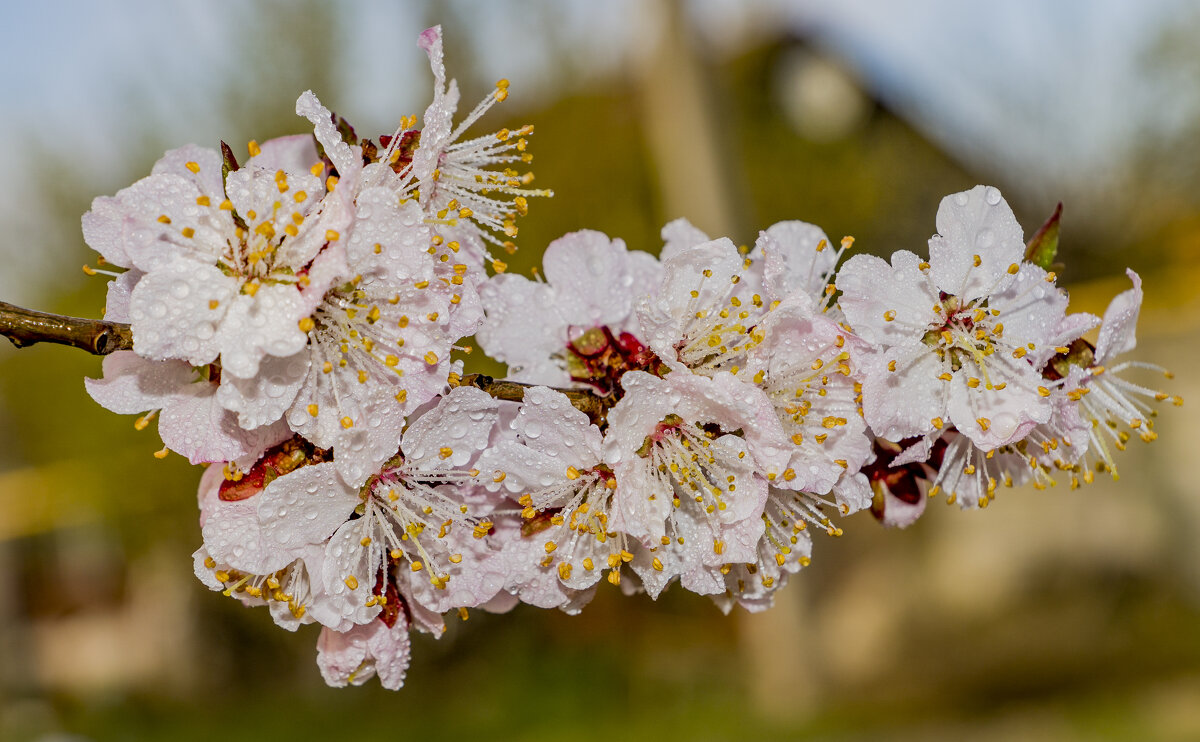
77;28;1180;691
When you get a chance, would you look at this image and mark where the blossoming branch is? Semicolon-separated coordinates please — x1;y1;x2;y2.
0;26;1181;691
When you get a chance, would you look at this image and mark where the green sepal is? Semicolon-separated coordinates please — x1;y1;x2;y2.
1025;202;1062;271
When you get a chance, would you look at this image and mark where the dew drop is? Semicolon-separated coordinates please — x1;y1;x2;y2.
954;192;969;207
984;187;1002;206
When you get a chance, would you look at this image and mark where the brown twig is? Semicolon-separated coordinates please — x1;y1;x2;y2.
0;301;613;417
0;301;132;355
456;373;612;423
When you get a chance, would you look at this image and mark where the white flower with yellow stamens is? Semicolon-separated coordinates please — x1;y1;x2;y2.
743;294;872;495
281;192;479;487
254;387;500;624
1053;270;1181;484
604;370;790;597
837;185;1076;451
637;237;769;377
657;217;847;310
388;26;550;266
476;230;661;389
479;386;633;601
84;134;353;379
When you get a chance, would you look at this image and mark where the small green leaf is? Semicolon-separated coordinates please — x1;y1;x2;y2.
220;140;240;182
1025;202;1062;270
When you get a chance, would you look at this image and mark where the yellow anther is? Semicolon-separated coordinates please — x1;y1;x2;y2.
298;317;315;333
247;140;261;157
340;416;354;429
439;447;453;459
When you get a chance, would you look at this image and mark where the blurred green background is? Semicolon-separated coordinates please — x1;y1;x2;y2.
2;1;1199;740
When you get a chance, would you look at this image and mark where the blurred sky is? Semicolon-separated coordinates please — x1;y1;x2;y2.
0;0;1192;300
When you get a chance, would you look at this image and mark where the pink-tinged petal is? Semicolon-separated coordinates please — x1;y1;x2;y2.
158;385;256;464
1094;269;1143;365
258;462;357;556
399;581;446;636
216;351;308;430
831;471;873;513
620;250;664;333
401;387;498;470
477;274;567;384
512;386;603;462
202;497;293;575
151;144;226;197
87;172;233;273
128;260;234;365
316;615;411;690
1054;311;1102;352
411;26;461;184
196;463;224;527
103;269;142;322
285;369;409;489
215;284;309;378
86;352;270;465
860;343;945;441
296;91;362;188
406;526;507;613
990;263;1075;368
836;251;940;346
445;277;485;341
249;134;320;175
322;519;385;627
637;237;745;365
476;439;564;498
490;518;571;607
947;357;1049;450
366;616;413;689
877;485;926;528
891;434;936;467
85;351;195;414
660;217;710;261
345;192;433;281
192;547;224;591
542;231;639;329
928;185;1024;301
82;195;135;268
755;220;836;303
